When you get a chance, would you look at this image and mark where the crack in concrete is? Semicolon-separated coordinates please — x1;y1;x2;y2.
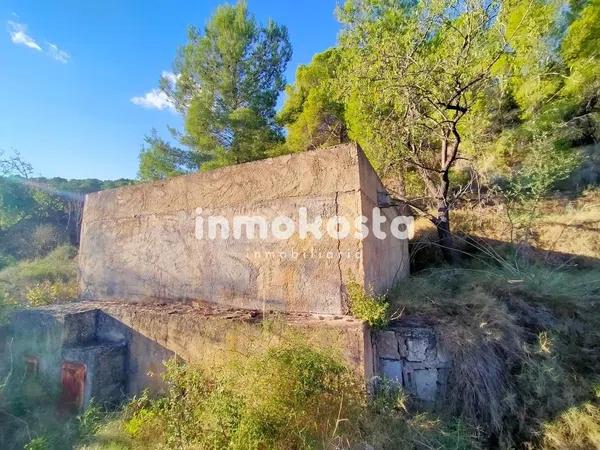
333;191;346;313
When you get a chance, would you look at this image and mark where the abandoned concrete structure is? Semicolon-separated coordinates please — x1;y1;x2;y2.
0;144;450;411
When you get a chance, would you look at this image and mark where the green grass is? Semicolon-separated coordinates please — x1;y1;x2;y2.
0;244;77;307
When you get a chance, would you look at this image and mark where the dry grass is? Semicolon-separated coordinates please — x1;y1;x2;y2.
401;189;600;448
390;262;600;447
454;189;600;261
541;401;600;449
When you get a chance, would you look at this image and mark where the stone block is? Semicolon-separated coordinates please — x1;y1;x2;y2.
376;331;401;359
373;322;452;405
406;337;429;362
412;369;438;402
380;358;403;383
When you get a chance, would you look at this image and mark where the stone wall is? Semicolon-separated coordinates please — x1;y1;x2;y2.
373;322;450;405
79;144;409;315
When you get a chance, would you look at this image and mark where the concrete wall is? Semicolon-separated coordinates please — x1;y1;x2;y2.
356;150;410;292
2;302;372;400
97;302;373;396
79;144;409;315
2;303;456;406
5;308;127;409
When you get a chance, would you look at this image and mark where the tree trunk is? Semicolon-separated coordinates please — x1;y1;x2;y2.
434;204;457;264
435;171;459;264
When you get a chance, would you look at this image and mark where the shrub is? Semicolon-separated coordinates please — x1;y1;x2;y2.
30;224;68;258
0;245;77;305
114;340;480;449
126;342;359;449
76;402;104;443
25;280;77;306
346;281;390;328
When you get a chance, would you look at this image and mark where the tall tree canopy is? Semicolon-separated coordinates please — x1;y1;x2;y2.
138;131;200;181
164;1;292;170
334;0;530;254
277;0;599;257
277;49;347;153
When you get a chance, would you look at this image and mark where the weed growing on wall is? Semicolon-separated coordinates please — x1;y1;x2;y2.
346;281;390;328
25;280;78;306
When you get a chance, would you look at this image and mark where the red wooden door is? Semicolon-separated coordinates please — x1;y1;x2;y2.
59;361;86;413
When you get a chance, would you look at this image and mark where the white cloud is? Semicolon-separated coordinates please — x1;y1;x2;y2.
46;42;70;63
161;70;179;86
131;71;180;112
7;21;41;51
131;89;175;112
7;20;71;63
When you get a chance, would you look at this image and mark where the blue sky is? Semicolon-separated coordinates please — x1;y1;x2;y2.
0;1;341;180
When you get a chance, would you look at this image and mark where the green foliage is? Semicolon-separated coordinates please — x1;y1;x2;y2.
0;177;35;229
346;281;390;328
277;49;347;154
122;342;359;449
0;151;132;309
122;397;160;442
560;0;600;109
76;402;105;444
25;280;78;306
274;0;600;238
24;437;49;450
369;377;410;415
0;245;77;306
112;340;480;449
497;135;582;229
138;130;199;181
165;1;292;170
0;153;134;261
335;0;514;190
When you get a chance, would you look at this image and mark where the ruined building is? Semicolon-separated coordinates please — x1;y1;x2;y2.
0;144;450;411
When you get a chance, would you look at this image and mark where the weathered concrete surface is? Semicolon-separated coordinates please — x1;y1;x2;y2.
97;300;373;395
4;308;127;408
2;301;373;400
79;144;409;314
